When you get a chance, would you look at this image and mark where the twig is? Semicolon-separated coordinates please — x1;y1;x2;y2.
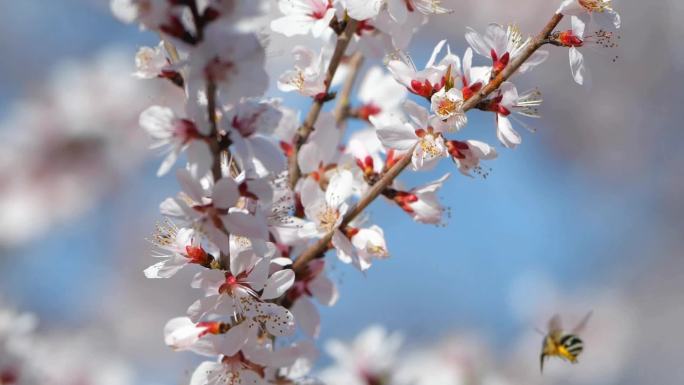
206;81;223;182
291;13;564;273
287;19;359;188
333;52;365;126
203;81;231;269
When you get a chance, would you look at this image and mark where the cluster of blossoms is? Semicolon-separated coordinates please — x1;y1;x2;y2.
0;302;134;385
111;0;621;383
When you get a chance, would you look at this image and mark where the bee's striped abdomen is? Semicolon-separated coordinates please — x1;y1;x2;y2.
560;334;584;357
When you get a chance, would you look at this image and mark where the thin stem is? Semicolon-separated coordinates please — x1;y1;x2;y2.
292;13;564;274
288;19;359;188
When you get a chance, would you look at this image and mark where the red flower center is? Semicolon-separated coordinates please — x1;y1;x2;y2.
185;245;208;265
308;0;333;19
357;103;382;120
559;30;584;47
394;191;419;213
174;119;201;144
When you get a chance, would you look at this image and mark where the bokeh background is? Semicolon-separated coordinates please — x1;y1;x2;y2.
1;0;682;384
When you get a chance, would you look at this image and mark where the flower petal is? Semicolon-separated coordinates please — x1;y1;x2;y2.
569;47;586;85
261;269;295;300
212;177;239;209
292;297;320;338
496;115;522;148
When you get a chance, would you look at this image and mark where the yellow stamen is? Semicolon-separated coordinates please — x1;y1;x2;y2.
437;98;457;117
318;206;339;232
419;135;442;157
579;0;613;12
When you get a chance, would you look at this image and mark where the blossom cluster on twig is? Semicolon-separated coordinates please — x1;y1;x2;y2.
110;0;621;383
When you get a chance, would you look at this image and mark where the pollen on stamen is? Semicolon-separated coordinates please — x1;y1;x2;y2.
436;204;450;228
508;24;525;50
591;30;620;49
474;165;493;179
585;29;620;63
368;244;388;258
148;218;178;248
437;98;458;117
233;236;252;249
579;0;614;13
419;135;443;157
179;192;197;207
318;206;339;232
515;89;543;118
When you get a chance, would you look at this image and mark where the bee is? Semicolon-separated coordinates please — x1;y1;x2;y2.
539;311;593;373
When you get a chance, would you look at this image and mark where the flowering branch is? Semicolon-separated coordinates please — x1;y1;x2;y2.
465;13;564;112
287;18;359;188
292;12;565;274
117;0;623;381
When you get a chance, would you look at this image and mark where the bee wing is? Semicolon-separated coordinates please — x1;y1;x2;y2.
547;314;562;335
572;310;594;334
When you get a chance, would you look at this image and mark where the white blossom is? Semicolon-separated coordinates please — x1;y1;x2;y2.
278;46;328;97
372;100;449;171
271;0;336;38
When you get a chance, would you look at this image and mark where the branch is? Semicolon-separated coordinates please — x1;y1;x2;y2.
292;13;564;273
203;81;233;269
287;19;359;188
205;82;223;181
333;52;364;126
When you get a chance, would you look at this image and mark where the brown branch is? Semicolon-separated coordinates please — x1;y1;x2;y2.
287;19;359;188
292;13;564;274
206;81;223;182
333;52;364;126
204;81;231;269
